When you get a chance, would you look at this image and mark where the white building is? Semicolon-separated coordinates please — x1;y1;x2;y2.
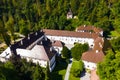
0;25;106;71
52;41;63;56
43;29;98;48
67;9;73;19
0;30;56;72
76;25;103;36
43;26;106;70
81;37;110;70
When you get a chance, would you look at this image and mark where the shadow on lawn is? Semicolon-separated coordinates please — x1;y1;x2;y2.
80;69;86;77
49;57;68;80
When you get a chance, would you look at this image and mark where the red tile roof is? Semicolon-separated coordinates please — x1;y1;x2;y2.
43;29;98;39
52;41;63;47
76;25;103;33
81;37;105;63
81;50;105;63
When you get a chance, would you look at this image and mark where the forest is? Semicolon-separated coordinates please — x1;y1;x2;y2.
0;0;120;46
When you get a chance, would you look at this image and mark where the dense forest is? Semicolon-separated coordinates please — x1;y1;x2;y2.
0;55;49;80
97;37;120;80
0;0;120;46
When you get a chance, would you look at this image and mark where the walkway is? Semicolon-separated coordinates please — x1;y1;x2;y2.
64;59;72;80
80;71;90;80
91;69;100;80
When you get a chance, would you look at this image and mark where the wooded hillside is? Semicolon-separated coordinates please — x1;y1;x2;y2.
0;0;120;44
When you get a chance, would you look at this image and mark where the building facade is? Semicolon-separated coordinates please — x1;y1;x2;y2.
0;30;56;72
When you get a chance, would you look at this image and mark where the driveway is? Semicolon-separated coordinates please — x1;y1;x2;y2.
91;69;100;80
80;70;90;80
64;61;72;80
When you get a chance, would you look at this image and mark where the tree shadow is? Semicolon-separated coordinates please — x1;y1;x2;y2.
80;69;86;77
49;57;68;80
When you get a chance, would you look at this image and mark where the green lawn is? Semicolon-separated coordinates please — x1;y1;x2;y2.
50;58;68;80
69;60;81;80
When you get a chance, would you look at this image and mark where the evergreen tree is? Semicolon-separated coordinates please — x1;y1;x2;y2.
0;20;11;46
71;43;88;61
61;46;71;59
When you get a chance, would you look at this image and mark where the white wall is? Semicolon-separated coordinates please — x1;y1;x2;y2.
46;35;94;48
0;47;12;62
49;55;56;72
83;60;97;70
53;46;62;55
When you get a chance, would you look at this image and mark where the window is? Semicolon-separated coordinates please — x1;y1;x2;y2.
87;65;89;68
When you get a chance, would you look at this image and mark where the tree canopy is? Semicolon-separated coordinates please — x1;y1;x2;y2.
61;46;71;59
97;49;120;80
0;57;47;80
71;43;89;61
70;60;84;77
1;0;120;44
110;37;120;51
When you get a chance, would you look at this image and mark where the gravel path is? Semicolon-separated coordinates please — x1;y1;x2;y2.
64;60;72;80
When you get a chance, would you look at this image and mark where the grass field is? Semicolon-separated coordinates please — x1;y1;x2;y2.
69;60;80;80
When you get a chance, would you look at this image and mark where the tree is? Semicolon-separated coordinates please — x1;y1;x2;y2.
0;72;6;80
97;49;120;80
32;64;45;80
45;62;50;80
46;0;51;13
70;0;80;15
71;43;89;61
70;60;84;77
5;15;15;42
110;37;120;51
61;46;71;59
0;20;11;46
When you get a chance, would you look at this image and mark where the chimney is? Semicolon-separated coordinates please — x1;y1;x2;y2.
21;40;23;45
35;32;38;36
28;34;30;40
84;25;86;27
40;41;42;45
50;47;52;52
99;42;102;48
96;50;99;53
40;29;43;32
45;37;47;41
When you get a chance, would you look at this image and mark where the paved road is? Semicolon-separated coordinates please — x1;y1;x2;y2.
64;60;72;80
80;71;90;80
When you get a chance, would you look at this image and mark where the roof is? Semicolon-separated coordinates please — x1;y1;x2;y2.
93;37;104;51
81;50;105;63
81;37;105;63
9;30;56;61
43;29;98;39
10;30;44;53
76;25;103;33
67;9;73;15
52;41;63;47
17;45;54;61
